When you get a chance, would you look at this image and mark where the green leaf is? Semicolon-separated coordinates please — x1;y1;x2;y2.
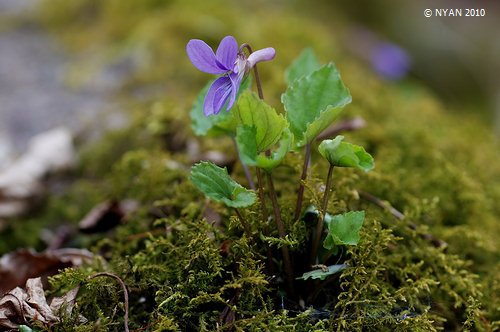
19;326;40;332
318;136;374;172
190;77;251;136
282;63;352;147
285;47;321;84
235;125;258;166
256;127;293;172
236;126;293;173
323;211;365;248
297;264;347;280
232;90;287;152
189;161;256;208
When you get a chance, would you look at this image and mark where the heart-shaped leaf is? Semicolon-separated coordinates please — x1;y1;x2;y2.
190;77;251;136
318;135;374;172
189;161;256;208
285;47;321;84
323;211;365;249
232;90;287;152
282;63;352;147
297;264;347;280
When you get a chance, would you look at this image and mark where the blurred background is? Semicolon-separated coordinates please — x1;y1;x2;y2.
0;0;499;165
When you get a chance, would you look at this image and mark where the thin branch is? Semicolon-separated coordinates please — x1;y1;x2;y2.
315;117;366;141
358;192;446;248
88;272;129;332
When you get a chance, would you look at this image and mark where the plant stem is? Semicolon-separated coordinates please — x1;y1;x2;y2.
232;138;255;190
256;168;274;274
241;44;264;100
88;272;129;332
234;208;252;238
310;164;334;266
266;171;295;297
294;143;312;221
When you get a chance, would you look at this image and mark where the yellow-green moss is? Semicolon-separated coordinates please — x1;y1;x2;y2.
15;0;500;330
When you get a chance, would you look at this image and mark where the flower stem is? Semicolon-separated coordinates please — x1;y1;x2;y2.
266;171;295;297
310;164;334;266
232;138;255;190
241;44;264;100
234;208;252;238
294;143;312;221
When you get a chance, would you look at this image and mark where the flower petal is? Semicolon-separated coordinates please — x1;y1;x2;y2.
247;47;276;68
204;76;232;116
226;72;242;110
187;39;227;74
215;36;238;71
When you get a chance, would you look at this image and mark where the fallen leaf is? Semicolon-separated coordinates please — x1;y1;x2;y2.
78;200;138;233
0;248;92;296
0;277;80;330
0;128;75;218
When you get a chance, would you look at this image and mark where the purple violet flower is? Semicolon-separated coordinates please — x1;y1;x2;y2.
187;36;275;116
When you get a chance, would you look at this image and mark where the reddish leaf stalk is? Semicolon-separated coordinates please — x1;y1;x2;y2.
294;143;312;221
232;138;255;190
256;168;274;273
310;164;334;266
243;43;291;292
234;208;252;238
266;172;295;297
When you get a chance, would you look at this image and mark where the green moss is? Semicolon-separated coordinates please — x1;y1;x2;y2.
11;0;499;330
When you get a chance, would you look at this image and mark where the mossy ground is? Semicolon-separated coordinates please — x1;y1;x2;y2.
3;0;500;331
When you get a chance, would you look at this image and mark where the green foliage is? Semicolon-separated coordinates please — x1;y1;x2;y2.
232;90;287;152
297;264;347;280
189;161;256;208
18;326;39;332
27;0;500;330
282;63;352;147
323;210;365;248
318;135;374;171
236;125;293;172
285;47;321;84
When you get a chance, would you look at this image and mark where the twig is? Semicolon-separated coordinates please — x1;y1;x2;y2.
294;143;312;221
88;272;129;332
358;192;446;248
315;117;366;141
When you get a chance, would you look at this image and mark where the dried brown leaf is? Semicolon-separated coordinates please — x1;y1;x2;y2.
0;248;92;296
0;277;80;330
79;200;138;233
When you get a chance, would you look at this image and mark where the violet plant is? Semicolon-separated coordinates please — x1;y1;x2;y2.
187;36;374;301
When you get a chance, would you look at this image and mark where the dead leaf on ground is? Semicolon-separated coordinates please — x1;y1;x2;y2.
0;277;79;330
0;248;93;296
79;200;139;233
0;128;75;219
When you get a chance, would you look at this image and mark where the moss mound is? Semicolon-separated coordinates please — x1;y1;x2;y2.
4;0;499;330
